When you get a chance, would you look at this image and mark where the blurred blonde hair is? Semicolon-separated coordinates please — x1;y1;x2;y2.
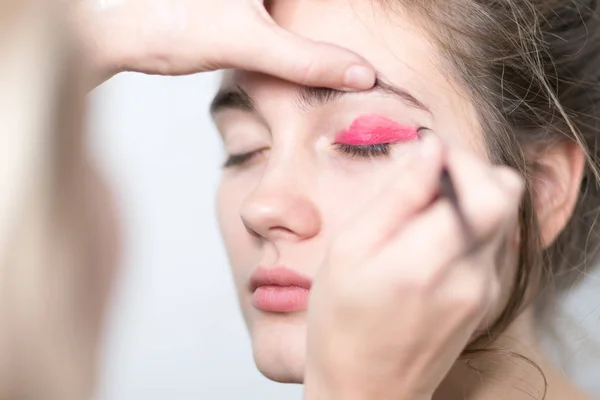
0;1;100;399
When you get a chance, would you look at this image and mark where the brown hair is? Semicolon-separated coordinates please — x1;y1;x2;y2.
384;0;600;392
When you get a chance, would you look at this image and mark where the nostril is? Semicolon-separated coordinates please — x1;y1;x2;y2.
269;226;295;236
244;224;295;240
245;225;262;239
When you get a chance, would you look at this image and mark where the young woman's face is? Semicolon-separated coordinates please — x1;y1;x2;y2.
215;0;493;383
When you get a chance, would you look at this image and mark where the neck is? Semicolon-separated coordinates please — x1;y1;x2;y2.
434;307;591;400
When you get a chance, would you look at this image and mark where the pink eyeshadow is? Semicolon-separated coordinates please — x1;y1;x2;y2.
335;114;420;146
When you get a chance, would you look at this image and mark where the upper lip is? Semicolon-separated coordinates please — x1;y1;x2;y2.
249;267;313;292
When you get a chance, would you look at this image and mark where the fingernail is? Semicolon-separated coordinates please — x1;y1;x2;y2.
343;66;376;90
420;133;440;159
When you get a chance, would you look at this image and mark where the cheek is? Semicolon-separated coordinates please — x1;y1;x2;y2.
316;168;396;234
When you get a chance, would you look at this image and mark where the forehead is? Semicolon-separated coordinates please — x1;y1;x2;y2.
269;0;432;71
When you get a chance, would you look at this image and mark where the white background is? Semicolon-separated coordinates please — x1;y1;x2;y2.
87;72;600;400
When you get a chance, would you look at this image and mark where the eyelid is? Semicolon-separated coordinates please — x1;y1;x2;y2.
334;115;421;146
223;147;268;168
214;113;269;145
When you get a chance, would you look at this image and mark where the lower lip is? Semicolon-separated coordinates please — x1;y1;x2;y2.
252;286;310;312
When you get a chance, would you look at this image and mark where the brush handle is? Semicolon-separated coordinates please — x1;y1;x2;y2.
438;168;477;254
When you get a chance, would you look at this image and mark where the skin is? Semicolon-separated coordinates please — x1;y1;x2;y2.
7;0;585;399
214;1;591;399
70;0;376;90
65;0;534;397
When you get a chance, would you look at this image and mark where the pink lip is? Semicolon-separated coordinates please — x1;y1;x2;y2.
250;267;312;313
335;114;420;146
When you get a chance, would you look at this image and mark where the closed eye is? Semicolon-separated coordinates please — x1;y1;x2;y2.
223;148;267;168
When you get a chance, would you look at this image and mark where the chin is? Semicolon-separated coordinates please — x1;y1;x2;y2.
249;314;308;384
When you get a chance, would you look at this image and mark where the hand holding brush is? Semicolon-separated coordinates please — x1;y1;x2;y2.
305;135;524;400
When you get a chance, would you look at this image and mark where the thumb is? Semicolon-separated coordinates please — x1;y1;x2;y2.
238;22;376;91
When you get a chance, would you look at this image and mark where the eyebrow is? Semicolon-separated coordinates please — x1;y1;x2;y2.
210;77;430;116
210;85;255;114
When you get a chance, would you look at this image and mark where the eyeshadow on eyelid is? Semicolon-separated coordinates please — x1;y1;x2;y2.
334;114;420;146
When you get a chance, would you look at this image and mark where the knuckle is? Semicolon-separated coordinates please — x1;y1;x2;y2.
471;185;515;237
297;54;321;86
497;166;525;198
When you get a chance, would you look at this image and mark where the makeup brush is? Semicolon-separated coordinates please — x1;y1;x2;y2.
438;167;476;251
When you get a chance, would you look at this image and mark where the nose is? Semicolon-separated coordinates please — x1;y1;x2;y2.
240;171;321;242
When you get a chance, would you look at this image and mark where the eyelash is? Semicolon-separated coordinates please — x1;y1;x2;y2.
334;143;391;159
223;149;264;168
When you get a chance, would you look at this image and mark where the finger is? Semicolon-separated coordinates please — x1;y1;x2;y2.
444;145;524;241
376;197;499;315
492;167;523;236
331;135;445;261
382;152;523;273
374;190;501;303
238;22;376;90
382;198;514;282
381;199;471;278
